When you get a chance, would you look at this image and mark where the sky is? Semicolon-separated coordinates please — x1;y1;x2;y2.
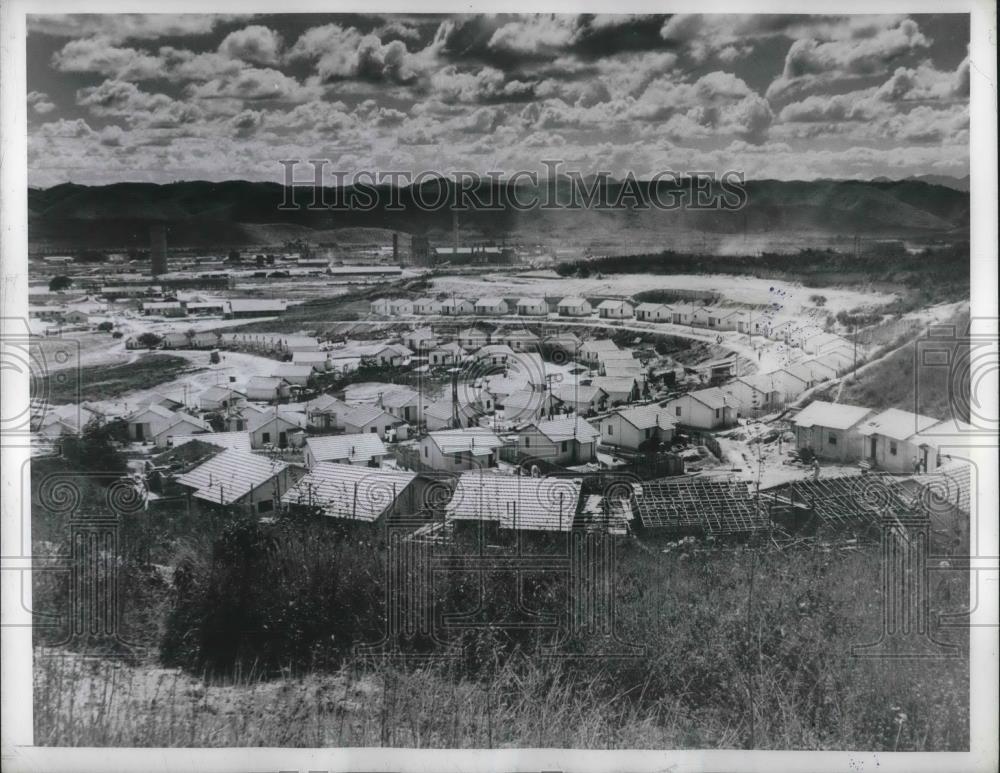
26;13;970;187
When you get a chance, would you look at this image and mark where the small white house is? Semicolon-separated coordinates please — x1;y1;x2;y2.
664;387;736;430
418;429;503;471
516;298;548;316
598;405;677;452
404;327;436;352
272;364;315;387
551;384;609;416
245;376;290;402
792;401;874;462
557;297;591;316
670;304;698;325
303;433;387;468
440;298;475;316
429;341;465;366
518;416;600;465
597;299;634;319
580;338;621;364
390;298;414;315
341;404;406;439
857;408;944;473
413;297;443;315
635;303;672;322
370;298;393;315
457;328;490;349
176;448;299;516
474;297;510;316
248;409;307;449
724;374;783;417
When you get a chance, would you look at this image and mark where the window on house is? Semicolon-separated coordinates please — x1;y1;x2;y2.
715;409;720;419
524;437;530;447
262;432;270;443
890;441;898;455
607;425;613;436
645;428;651;438
257;499;274;513
561;441;568;452
828;434;838;445
453;453;461;464
675;406;682;416
371;426;378;433
423;446;428;458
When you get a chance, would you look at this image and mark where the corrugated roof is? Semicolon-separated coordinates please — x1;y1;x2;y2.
282;463;417;522
428;429;503;454
381;387;420;408
176;448;288;504
517;298;546;306
590;376;637;394
127;403;176;421
305;433;387;463
246;376;287;390
274;364;314;378
533;416;600;443
342;404;398;428
793;400;872;430
611;405;677;431
173;431;252;452
447;473;582;531
247;409;307;433
581;339;621;352
683;387;731;410
858;408;940;441
199;385;245;401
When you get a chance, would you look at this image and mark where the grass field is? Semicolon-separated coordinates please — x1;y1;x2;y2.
36;354;204;404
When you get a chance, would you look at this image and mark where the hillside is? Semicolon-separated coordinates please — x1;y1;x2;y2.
27;177;969;251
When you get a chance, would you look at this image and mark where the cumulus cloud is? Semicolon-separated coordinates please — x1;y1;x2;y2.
218;25;283;65
27;91;56;115
77;79;204;127
29;14;236;43
51;37;164;80
488;15;580;56
288;23;428;84
430;65;535;103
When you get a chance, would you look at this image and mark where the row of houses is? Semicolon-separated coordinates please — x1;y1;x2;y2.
141;298;288;318
371;296;857;354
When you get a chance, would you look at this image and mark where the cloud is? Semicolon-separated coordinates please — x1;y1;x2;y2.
430;65;535;103
288;23;428;84
218;25;283;66
186;68;320;103
77;79;204;127
767;17;931;100
27;91;56;115
51;37;165;80
29;14;235;42
229;109;264;137
488;15;580;56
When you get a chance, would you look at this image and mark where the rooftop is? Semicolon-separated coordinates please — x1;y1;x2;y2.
176;448;289;504
305;433;387;463
532;415;601;443
446;473;582;531
282;463;417;522
610;405;677;431
793;400;872;430
173;431;252;452
858;408;941;441
428;428;503;454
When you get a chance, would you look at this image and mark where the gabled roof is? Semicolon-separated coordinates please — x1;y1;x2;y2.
475;296;508;306
427;429;503;454
858;408;940;441
341;404;400;428
793;400;872;430
380;387;420;408
780;363;815;384
497;328;540;340
126;403;177;422
305;433;387;463
292;351;330;363
517;297;547;306
414;296;441;307
474;343;515;357
199;385;245;401
430;341;465;355
597;299;632;309
173;431;252;452
499;389;553;414
247;409;307;433
458;327;489;337
227;299;287;313
446;473;582;531
558;296;589;306
282;464;417;522
590;376;638;393
552;384;607;404
176;448;289;504
440;297;472;307
162;413;212;434
635;302;669;313
609;405;677;431
305;393;346;412
679;387;731;410
733;373;781;393
532;416;600;443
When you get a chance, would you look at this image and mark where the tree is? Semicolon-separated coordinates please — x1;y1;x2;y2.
97;321;114;332
60;417;128;479
49;275;73;292
137;332;162;349
111;331;124;339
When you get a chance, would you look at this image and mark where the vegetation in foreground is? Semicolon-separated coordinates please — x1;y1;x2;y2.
32;473;970;749
37;353;202;404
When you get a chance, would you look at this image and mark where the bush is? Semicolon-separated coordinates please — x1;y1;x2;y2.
49;275;73;292
97;321;114;332
136;332;162;349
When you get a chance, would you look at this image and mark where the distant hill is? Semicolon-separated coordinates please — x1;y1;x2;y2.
27;177;969;251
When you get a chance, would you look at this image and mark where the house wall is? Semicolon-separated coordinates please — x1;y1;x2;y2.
251;419;298;448
865;434;933;473
598;415;647;451
795;424;864;462
343;413;398;437
558;303;591;316
667;396;730;429
419;439;496;471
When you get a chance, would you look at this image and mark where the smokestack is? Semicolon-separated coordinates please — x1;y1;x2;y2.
150;224;167;276
392;233;399;263
453;209;459;253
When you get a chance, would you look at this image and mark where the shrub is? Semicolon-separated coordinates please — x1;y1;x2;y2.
49;275;73;291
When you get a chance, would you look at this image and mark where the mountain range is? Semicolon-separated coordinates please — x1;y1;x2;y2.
28;177;969;251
